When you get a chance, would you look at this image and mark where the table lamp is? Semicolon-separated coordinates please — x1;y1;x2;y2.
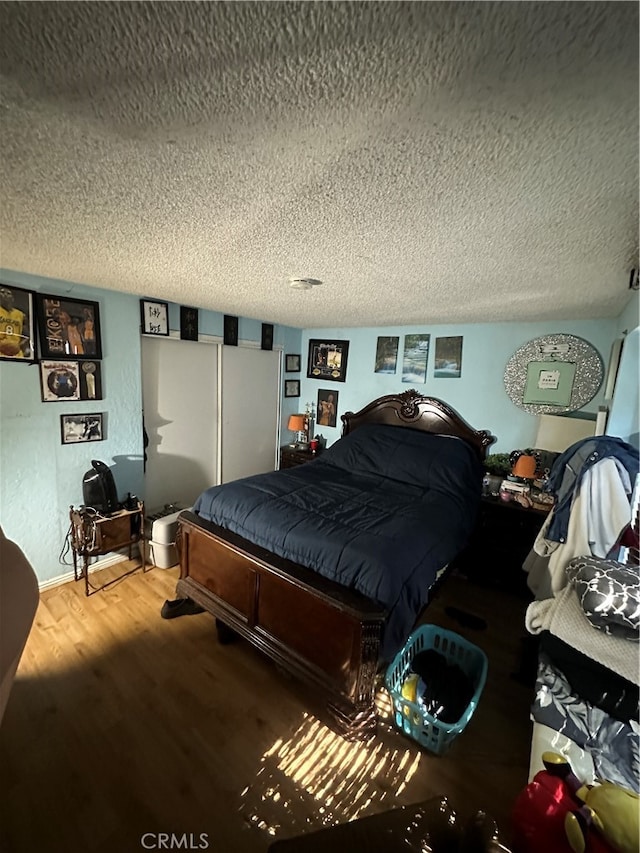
287;414;307;448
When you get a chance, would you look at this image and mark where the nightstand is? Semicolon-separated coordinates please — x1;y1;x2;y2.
279;445;317;470
69;502;146;595
454;496;549;595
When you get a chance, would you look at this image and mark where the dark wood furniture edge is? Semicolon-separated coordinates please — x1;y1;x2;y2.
176;513;384;740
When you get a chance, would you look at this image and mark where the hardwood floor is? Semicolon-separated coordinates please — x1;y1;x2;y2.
0;562;534;853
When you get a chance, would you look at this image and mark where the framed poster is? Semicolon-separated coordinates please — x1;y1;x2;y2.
374;336;399;374
60;413;104;444
40;360;81;402
285;353;300;373
0;284;36;362
316;388;338;428
402;334;430;384
434;336;463;378
223;315;238;346
307;339;349;382
284;379;300;398
180;306;199;341
140;299;169;336
35;294;102;359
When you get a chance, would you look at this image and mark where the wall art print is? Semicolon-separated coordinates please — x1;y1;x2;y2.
40;360;81;402
36;294;102;359
60;413;104;444
434;336;463;378
140;299;169;336
180;306;199;341
0;284;36;362
307;339;349;382
317;388;338;428
374;336;399;374
401;334;430;384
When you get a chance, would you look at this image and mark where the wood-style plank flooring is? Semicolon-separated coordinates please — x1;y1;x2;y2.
0;562;534;853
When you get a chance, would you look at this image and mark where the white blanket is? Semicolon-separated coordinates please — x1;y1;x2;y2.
525;583;640;685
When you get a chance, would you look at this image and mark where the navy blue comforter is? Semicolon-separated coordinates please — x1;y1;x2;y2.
193;424;483;658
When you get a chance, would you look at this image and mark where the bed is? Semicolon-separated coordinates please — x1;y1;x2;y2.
175;390;495;739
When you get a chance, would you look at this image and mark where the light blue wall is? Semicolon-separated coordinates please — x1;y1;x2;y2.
301;319;618;453
1;265;633;585
0;269;301;584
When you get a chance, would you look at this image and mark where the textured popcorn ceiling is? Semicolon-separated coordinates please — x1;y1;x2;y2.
0;1;637;328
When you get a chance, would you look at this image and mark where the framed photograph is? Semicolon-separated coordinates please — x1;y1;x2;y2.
285;353;301;373
374;336;399;374
40;360;81;402
60;413;104;444
79;361;103;400
180;306;199;341
317;388;338;428
0;284;36;362
261;323;274;351
140;299;169;336
434;336;463;378
284;379;300;398
402;334;430;384
307;339;349;382
35;293;102;359
223;314;238;346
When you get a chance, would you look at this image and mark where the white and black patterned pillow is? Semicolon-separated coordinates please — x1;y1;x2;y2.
566;556;640;642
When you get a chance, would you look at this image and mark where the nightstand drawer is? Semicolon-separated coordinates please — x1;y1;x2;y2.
280;446;316;469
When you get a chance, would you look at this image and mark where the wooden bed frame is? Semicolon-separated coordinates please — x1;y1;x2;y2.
175;390;495;739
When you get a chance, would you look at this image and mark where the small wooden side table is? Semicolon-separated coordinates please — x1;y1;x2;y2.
69;502;146;596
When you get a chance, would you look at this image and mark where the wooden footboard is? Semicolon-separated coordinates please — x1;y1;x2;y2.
176;511;386;739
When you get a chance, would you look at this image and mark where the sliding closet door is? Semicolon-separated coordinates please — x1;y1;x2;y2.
219;346;281;483
141;337;218;509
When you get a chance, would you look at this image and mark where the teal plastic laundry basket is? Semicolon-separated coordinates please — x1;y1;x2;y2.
385;624;488;754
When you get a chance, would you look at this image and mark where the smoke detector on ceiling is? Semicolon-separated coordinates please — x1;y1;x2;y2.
290;278;323;291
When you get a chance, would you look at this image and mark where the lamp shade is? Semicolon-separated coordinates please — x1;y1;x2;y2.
287;414;306;432
511;454;537;479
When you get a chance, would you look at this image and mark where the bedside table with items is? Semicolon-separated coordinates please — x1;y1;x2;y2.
454;496;549;596
279;445;319;469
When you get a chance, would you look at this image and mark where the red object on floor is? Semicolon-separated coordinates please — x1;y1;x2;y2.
511;770;614;853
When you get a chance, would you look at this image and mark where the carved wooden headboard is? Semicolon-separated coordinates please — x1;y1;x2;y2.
341;389;496;461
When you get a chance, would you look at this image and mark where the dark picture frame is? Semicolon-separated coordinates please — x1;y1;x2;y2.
35;293;102;359
316;388;338;428
180;306;199;341
307;339;349;382
140;299;169;336
261;323;274;351
60;413;104;444
79;361;103;400
284;379;300;398
223;315;238;346
285;353;301;373
0;284;36;362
